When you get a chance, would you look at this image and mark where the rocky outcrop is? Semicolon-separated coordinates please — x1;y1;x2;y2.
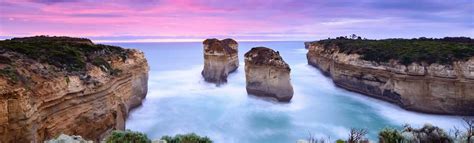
45;134;93;143
0;36;149;142
244;47;293;102
399;124;452;143
307;43;474;115
201;38;239;85
304;41;313;49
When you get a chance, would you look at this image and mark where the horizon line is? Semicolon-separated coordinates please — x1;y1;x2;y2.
94;39;309;43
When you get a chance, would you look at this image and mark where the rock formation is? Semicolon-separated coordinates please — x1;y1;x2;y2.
399;124;452;143
307;42;474;115
0;36;149;142
304;41;313;49
201;38;239;85
45;134;93;143
244;47;293;102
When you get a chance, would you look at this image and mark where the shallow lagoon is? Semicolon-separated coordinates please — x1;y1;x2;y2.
109;41;466;143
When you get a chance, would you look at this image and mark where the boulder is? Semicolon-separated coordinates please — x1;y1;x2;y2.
45;134;93;143
201;38;239;85
244;47;294;102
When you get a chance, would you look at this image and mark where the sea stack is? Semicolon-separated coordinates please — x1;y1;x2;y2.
202;38;239;85
244;47;294;102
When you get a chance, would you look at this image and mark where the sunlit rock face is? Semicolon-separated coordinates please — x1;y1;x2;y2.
0;37;149;142
306;43;474;115
244;47;294;102
201;38;239;85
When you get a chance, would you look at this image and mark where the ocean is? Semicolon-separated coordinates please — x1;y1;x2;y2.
108;41;466;143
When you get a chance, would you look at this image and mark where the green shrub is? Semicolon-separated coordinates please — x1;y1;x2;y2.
335;139;345;143
161;133;212;143
91;57;112;72
0;36;127;72
105;130;151;143
378;127;403;143
110;69;123;76
315;36;474;65
0;66;19;84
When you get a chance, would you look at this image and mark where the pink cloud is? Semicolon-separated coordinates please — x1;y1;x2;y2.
0;0;472;40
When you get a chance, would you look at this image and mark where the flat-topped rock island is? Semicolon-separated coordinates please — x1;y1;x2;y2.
201;38;239;85
244;47;294;102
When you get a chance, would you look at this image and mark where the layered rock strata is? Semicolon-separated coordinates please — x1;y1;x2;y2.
201;38;239;85
307;43;474;115
244;47;293;102
0;36;149;142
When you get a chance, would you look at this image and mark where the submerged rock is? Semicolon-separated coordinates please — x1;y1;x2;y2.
201;38;239;85
244;47;293;102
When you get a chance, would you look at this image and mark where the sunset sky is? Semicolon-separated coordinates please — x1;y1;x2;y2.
0;0;473;42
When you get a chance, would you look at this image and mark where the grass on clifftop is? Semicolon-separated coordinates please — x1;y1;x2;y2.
161;133;213;143
0;36;127;73
106;130;151;143
316;36;474;65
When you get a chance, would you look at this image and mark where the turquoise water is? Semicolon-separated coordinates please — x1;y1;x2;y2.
109;41;466;143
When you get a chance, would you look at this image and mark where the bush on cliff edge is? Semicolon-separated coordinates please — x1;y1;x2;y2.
160;133;212;143
105;130;151;143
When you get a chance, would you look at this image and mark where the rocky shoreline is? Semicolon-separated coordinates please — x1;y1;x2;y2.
0;36;149;142
306;41;474;115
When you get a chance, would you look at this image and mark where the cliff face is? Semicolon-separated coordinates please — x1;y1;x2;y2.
0;36;149;142
244;47;293;102
201;38;239;85
307;43;474;115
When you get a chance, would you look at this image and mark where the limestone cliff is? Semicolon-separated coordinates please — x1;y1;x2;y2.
202;38;239;85
307;43;474;115
244;47;293;102
304;41;313;49
0;36;149;142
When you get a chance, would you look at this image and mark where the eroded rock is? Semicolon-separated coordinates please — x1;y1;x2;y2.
45;134;93;143
0;36;149;142
201;38;239;85
244;47;293;102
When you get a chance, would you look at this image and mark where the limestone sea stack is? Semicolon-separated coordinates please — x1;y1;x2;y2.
0;36;149;142
202;38;239;85
244;47;294;102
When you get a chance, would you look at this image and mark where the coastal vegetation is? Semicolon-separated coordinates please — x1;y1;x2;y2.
315;35;474;65
103;131;212;143
101;118;473;143
303;118;473;143
105;130;151;143
0;66;19;84
161;133;213;143
0;35;127;73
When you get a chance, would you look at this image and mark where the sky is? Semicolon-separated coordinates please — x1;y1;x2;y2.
0;0;473;42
